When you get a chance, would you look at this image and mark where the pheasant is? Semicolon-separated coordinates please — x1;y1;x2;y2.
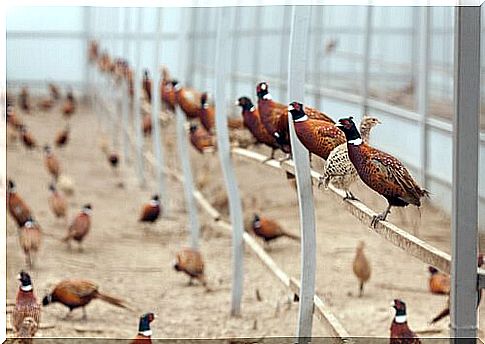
352;240;371;297
42;279;132;320
251;214;300;245
43;145;61;180
142;69;152;103
19;126;37;150
173;247;208;288
142;114;152;137
19;87;31;113
161;80;177;113
189;124;215;153
320;116;381;200
139;195;161;223
199;92;215;132
131;313;156;344
172;80;201;120
7;180;33;227
55;125;70;148
430;253;483;324
12;272;41;338
257;82;335;160
428;267;450;295
48;83;61;101
48;183;67;220
288;101;346;160
337;117;429;227
390;299;421;344
18;217;42;268
236;96;279;159
62;91;76;117
63;204;92;251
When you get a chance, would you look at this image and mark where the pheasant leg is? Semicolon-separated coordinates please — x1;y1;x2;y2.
344;190;359;202
371;204;392;228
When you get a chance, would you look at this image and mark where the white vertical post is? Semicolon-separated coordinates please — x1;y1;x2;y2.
111;7;119;149
151;8;168;213
417;7;430;188
451;5;480;342
252;7;263;86
133;7;146;186
215;6;244;317
361;6;373;115
121;7;131;164
176;7;200;249
287;6;316;343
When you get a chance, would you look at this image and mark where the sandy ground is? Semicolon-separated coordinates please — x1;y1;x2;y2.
5;99;484;342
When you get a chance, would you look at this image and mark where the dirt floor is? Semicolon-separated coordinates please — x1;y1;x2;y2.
5;98;485;342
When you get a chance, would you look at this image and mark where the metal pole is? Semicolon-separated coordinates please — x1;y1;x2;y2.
83;7;91;101
278;6;292;98
176;7;200;249
111;7;119;149
451;5;480;342
215;6;244;317
312;6;324;108
287;6;316;343
229;7;241;103
151;7;169;213
361;6;373;115
134;7;146;186
252;6;263;85
121;7;131;165
417;7;430;188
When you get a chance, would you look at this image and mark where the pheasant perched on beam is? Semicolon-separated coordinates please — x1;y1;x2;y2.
142;69;152;103
48;183;67;221
12;272;41;338
8;180;33;227
63;204;92;251
42;279;133;320
257;82;335;160
189;124;215;154
352;240;371;297
288;102;346;160
172;80;202;120
320;116;381;200
18;217;42;268
337;117;429;227
251;214;300;246
173;247;209;289
199;93;215;133
161;80;177;113
390;299;421;344
236;96;279;159
131;313;156;344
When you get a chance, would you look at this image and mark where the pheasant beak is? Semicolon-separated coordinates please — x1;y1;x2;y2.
154;314;158;319
17;274;21;281
390;301;396;308
234;100;239;106
335;123;343;128
288;104;294;112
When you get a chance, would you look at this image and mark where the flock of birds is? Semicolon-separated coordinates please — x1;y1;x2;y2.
5;40;481;343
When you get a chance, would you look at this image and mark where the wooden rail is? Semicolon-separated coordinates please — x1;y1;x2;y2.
122;125;353;342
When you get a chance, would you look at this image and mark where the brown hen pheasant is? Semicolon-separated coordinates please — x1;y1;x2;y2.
173;247;208;288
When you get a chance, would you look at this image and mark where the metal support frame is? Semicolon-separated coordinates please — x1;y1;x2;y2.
215;6;244;318
150;7;168;213
278;6;291;98
361;6;373;115
252;6;263;86
133;7;146;186
176;7;200;250
287;5;316;343
451;5;481;341
417;7;430;188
